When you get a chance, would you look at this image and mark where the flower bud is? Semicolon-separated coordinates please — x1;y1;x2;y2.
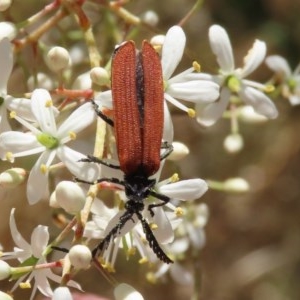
0;260;11;280
114;283;144;300
0;22;16;40
90;67;109;86
0;0;12;11
0;168;27;188
46;46;71;72
0;291;13;300
150;34;165;48
54;181;85;214
239;106;268;123
68;245;91;269
52;287;72;300
224;178;250;193
167;141;189;161
142;10;159;26
223;133;243;153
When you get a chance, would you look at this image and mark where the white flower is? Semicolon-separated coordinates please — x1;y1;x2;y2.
88;176;208;268
0;38;32;133
1;209;81;300
195;24;278;126
265;55;300;105
0;88;99;204
95;26;220;141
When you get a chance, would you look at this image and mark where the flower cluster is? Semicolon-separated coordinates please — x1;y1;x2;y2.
0;1;288;299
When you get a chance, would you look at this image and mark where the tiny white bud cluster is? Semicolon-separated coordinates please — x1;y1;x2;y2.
142;10;159;26
68;245;91;269
52;286;73;300
224;178;250;193
0;22;16;40
0;168;27;188
0;0;12;11
51;181;85;214
90;67;109;86
223;133;244;153
46;46;71;72
0;260;11;280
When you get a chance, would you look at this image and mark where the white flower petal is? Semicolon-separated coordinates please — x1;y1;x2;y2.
103;210;137;237
56;146;100;182
196;87;230;126
9;208;31;252
209;25;234;73
151;207;174;243
265;55;291;77
31;89;57;135
163;101;173;142
57;102;96;139
27;151;51;204
0;131;42;159
161;26;186;80
94;90;113;109
31;226;49;257
33;269;54;298
239;86;278;119
5;96;35;121
0;38;13;93
167;80;219;103
158;178;208;200
239;39;266;78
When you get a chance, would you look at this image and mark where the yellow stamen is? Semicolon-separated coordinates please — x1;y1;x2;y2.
5;152;13;162
193;61;201;72
146;272;157;284
187;108;195;118
45;99;53;107
69;131;76;140
150;223;158;230
175;207;184;217
171;173;179;183
20;281;31;289
139;257;148;264
127;247;136;256
40;164;48;174
9;111;16;119
264;84;275;93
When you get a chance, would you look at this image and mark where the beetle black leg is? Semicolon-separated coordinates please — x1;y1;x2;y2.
91;99;114;127
79;155;120;169
92;209;135;257
136;212;173;264
148;191;170;217
160;141;173;161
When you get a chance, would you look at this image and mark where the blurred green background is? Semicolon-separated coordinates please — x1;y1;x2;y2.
1;0;300;299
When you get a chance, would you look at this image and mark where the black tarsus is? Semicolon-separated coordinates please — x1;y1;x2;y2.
91;99;114;127
136;211;173;264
